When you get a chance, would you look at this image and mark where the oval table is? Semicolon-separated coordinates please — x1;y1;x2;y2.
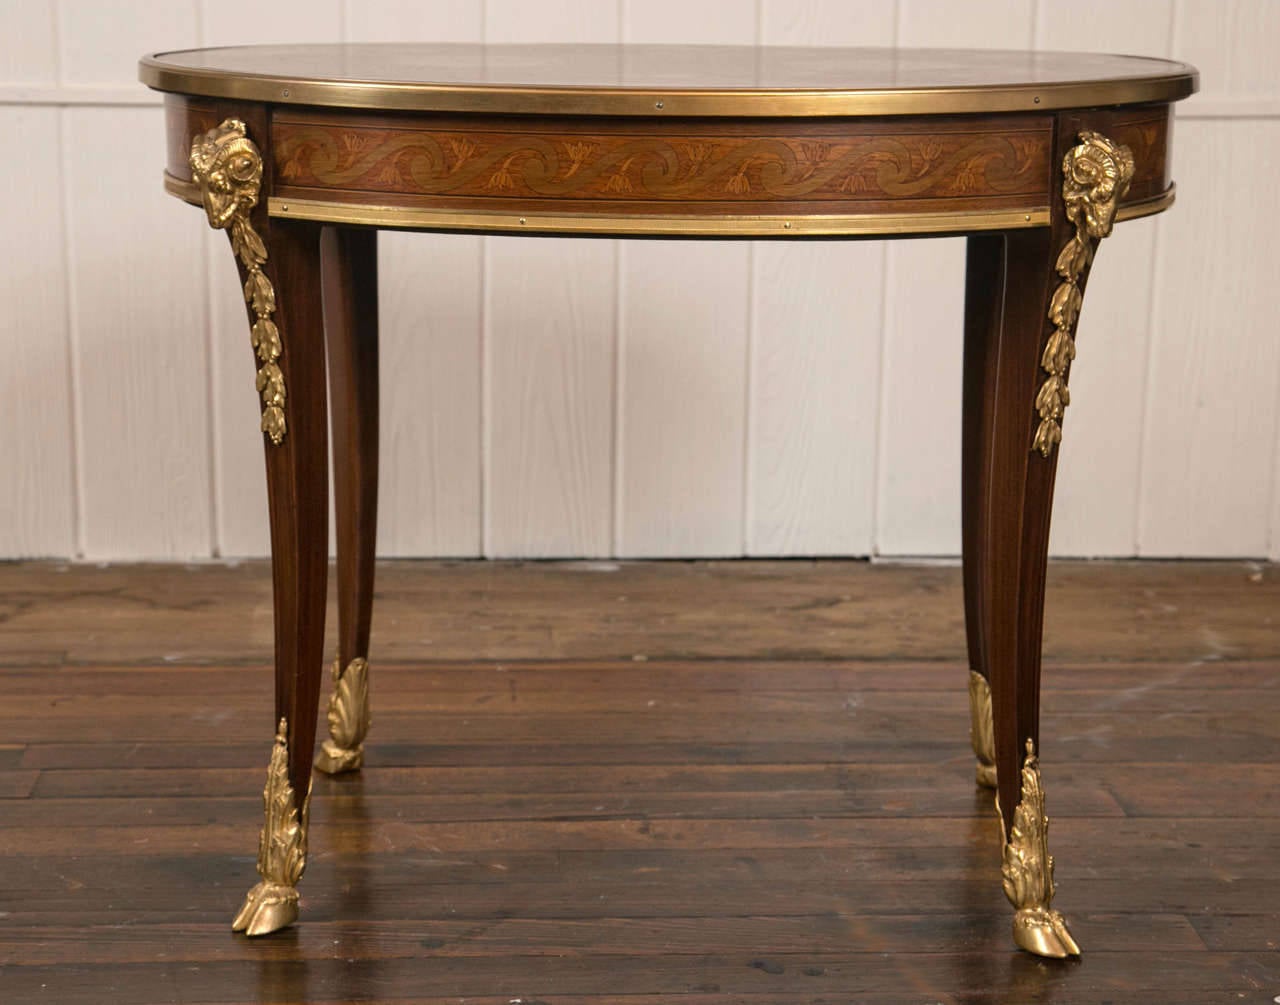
139;43;1197;958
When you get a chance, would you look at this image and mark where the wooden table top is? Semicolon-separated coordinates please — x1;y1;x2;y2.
139;43;1197;117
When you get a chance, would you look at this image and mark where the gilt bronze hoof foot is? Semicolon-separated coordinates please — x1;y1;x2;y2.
232;880;299;936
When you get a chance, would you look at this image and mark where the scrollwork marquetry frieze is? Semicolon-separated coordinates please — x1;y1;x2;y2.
1032;130;1135;456
190;119;287;445
274;121;1050;204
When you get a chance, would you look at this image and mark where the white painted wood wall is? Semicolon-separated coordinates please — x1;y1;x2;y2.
2;0;1278;561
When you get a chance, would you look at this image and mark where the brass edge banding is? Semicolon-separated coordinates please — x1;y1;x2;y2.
139;56;1197;117
268;197;1051;237
164;171;202;205
175;176;1172;233
1114;183;1174;222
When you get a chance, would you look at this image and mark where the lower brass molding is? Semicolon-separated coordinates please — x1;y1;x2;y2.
968;670;997;789
998;738;1081;958
314;656;371;775
232;718;311;936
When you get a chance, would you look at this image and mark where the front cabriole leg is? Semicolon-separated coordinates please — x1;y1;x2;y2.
191;117;329;935
997;131;1132;958
973;127;1133;960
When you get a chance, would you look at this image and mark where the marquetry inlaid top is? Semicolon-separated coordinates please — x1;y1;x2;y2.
139;44;1197;118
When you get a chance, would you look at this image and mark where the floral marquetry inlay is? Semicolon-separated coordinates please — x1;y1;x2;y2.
274;119;1052;205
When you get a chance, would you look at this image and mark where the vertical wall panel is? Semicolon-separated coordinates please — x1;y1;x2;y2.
0;108;74;555
483;1;620;555
896;0;1032;45
3;0;1277;561
749;243;883;555
1048;219;1159;556
760;0;896;44
375;233;484;556
618;0;755;556
347;2;485;557
485;0;619;42
1138;120;1280;556
618;241;751;555
200;0;341;45
1035;0;1171;556
1272;426;1280;562
206;229;270;556
203;0;344;557
64;107;211;557
748;0;895;556
877;0;1034;555
1035;0;1172;54
874;239;964;556
1173;0;1280;101
486;240;616;556
624;0;756;42
58;0;198;87
346;0;482;43
0;2;57;83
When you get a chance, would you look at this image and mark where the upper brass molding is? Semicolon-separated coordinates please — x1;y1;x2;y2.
1032;130;1134;457
232;718;312;936
968;670;997;789
314;656;371;775
189;119;287;445
139;46;1197;118
999;738;1081;958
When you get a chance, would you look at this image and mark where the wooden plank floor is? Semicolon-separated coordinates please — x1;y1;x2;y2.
1;559;1277;1004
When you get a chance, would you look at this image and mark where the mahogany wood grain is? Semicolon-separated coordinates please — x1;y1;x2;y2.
961;233;1001;682
971;222;1064;832
219;100;329;793
321;226;379;669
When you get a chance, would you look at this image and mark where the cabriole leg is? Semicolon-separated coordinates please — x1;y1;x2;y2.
968;127;1134;958
962;234;1003;792
190;117;329;936
315;226;379;776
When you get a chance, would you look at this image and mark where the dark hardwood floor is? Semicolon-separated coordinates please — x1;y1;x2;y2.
1;559;1278;1004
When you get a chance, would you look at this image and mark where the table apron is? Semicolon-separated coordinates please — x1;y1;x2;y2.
163;98;1173;238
